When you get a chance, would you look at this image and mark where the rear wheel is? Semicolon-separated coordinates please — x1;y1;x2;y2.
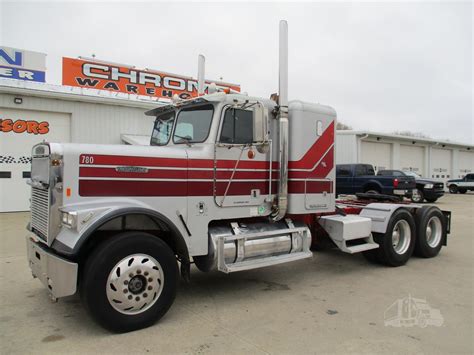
371;209;416;266
448;185;458;194
365;187;381;195
414;206;446;258
411;188;424;203
81;232;178;332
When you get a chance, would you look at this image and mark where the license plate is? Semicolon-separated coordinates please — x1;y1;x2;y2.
393;189;406;195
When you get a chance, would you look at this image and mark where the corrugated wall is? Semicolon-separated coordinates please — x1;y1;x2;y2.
335;133;357;164
0;93;156;144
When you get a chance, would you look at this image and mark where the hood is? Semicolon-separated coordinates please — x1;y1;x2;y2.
447;178;463;183
416;178;443;185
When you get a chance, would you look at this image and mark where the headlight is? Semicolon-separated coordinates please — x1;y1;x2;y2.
424;184;434;189
61;211;77;228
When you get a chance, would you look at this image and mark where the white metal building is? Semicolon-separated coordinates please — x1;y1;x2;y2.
0;79;163;212
336;130;474;188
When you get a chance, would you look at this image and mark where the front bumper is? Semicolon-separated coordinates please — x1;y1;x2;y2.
26;235;78;298
424;189;444;199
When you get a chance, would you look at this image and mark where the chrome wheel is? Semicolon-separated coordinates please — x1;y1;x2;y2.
391;220;411;255
426;216;442;248
106;254;164;315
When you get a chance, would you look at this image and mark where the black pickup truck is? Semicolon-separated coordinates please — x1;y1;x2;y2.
377;170;444;203
336;164;416;199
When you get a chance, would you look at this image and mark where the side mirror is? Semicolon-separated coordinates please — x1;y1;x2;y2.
253;103;270;153
253;102;267;143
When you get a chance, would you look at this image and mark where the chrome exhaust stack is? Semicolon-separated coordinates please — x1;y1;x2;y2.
272;20;289;221
197;54;205;95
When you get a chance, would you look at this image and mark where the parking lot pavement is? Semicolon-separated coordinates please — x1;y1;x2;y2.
0;194;472;354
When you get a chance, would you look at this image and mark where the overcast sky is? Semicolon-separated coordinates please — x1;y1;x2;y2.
1;1;472;143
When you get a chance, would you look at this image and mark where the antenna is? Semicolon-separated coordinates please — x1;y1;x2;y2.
198;54;205;95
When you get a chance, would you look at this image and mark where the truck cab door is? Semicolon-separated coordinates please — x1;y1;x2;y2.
214;104;271;208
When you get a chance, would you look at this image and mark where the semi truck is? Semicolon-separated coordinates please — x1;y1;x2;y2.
25;21;451;332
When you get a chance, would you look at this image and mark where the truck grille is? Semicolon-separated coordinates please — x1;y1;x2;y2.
31;187;50;242
434;183;444;190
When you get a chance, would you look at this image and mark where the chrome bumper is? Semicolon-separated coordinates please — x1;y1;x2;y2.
26;235;78;298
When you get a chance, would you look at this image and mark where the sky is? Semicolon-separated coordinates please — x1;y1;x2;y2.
1;1;472;144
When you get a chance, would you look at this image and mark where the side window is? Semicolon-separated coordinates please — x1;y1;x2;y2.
220;108;254;144
467;174;474;181
355;165;366;176
337;165;351;177
366;165;375;176
173;104;214;144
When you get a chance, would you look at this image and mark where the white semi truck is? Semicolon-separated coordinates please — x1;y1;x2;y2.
26;21;450;332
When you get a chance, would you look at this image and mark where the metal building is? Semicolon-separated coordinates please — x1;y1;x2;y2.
0;79;162;212
336;130;474;188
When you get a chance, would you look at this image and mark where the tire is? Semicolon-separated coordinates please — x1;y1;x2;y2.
459;189;467;194
414;206;446;258
365;188;381;194
81;232;178;332
448;185;458;194
362;248;380;264
425;198;438;203
411;188;424;203
371;208;416;267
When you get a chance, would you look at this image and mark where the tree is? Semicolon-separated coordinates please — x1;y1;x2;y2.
336;122;352;130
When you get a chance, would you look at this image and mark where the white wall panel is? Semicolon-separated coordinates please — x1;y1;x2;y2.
458;150;474;178
430;148;452;185
400;145;425;176
360;140;392;172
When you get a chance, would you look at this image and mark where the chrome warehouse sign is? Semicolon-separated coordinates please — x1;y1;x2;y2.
62;57;240;99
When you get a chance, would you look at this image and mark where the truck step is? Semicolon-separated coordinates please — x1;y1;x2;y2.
319;214;380;254
222;251;313;273
343;242;379;254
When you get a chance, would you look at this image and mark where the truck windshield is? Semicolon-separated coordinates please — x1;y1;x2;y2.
151;111;175;146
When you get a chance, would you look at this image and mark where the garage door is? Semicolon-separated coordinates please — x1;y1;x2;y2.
0;108;70;212
361;141;391;173
458;151;474;178
430;148;452;186
400;145;425;176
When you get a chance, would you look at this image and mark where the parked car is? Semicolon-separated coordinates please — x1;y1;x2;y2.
336;164;416;199
447;173;474;194
377;170;444;203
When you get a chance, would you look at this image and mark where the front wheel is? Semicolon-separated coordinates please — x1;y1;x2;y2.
459;189;467;194
81;232;178;332
371;208;416;266
448;185;458;194
411;188;424;203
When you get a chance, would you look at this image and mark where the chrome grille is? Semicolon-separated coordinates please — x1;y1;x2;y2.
31;187;50;242
435;183;444;189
